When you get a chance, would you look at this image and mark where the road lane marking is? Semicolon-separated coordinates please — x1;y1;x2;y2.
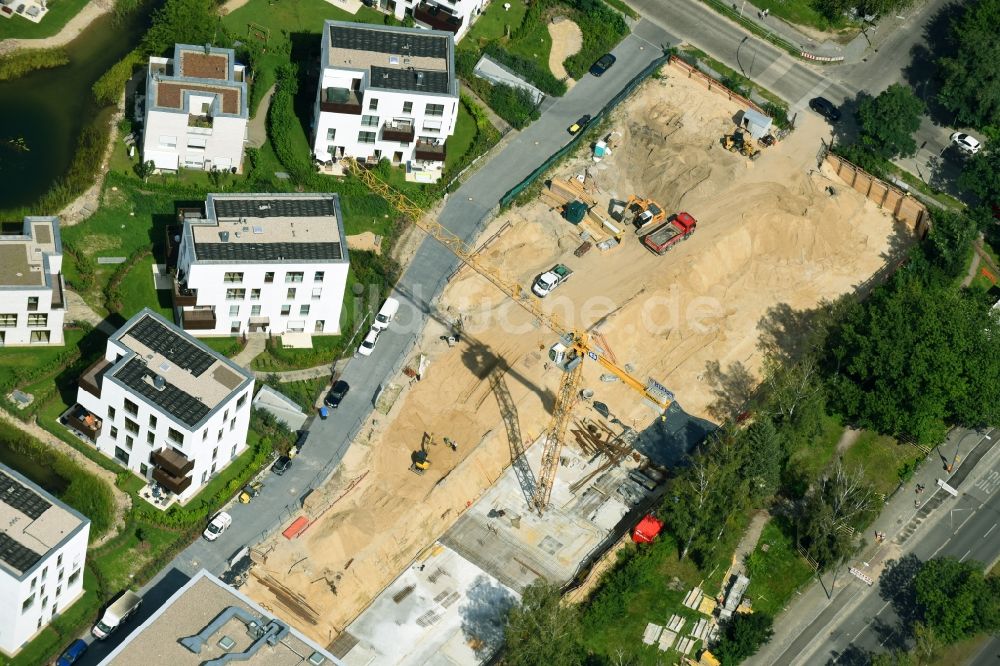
986;523;997;538
850;600;891;643
959;549;971;562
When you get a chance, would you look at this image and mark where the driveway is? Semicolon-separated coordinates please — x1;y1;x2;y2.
74;20;674;664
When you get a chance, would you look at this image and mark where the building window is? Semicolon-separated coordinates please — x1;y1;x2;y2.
237;392;247;408
211;462;217;474
125;435;134;450
146;432;155;445
147;414;156;429
251;288;261;300
168;428;184;445
229;305;239;317
0;313;15;328
358;131;376;145
281;305;291;316
315;320;325;332
264;272;275;283
27;313;48;327
225;288;246;300
402;101;413;114
124;418;139;435
212;447;218;460
286;288;296;300
224;272;244;283
203;430;208;441
57;553;62;567
110;426;118;440
68;569;80;586
21;594;34;613
159;135;177;148
124;398;138;416
299;304;310;316
425;103;444;117
251;305;261;316
114;447;129;464
223;409;229;422
326;128;336;141
140;463;148;476
369;97;378;111
231;444;238;458
285;272;304;283
108;405;116;420
202;471;208;483
217;429;223;442
29;330;50;343
314;271;325;282
26;296;39;311
230;417;236;431
361;114;379;127
30;577;36;590
312;288;322;300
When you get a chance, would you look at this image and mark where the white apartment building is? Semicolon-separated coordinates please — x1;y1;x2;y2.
388;0;486;41
0;464;89;656
142;43;249;172
170;193;350;337
312;21;459;183
72;309;255;502
0;216;65;346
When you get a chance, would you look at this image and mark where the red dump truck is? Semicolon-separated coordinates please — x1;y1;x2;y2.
641;212;697;255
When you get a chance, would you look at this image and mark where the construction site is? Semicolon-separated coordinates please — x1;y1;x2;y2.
239;61;911;660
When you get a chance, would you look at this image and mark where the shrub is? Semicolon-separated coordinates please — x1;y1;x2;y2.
484;83;540;129
763;102;790;130
561;0;628;80
0;47;69;82
92;48;144;106
483;43;567;97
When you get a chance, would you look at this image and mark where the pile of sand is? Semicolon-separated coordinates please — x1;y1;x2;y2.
547;18;583;84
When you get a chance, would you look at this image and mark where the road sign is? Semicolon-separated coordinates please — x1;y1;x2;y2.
936;478;958;497
849;567;874;586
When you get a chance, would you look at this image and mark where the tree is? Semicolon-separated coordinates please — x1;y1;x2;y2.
502;581;584;666
142;0;218;55
855;84;925;159
741;418;783;502
958;130;1000;208
936;0;1000;128
923;207;979;278
713;612;774;664
796;462;877;569
132;159;155;183
913;557;999;644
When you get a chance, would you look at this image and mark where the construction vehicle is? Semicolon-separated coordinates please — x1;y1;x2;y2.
238;481;263;504
641;212;697;255
411;432;433;474
620;196;666;233
341;158;674;513
722;130;760;160
531;264;573;298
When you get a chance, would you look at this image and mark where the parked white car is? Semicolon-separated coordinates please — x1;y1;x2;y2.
358;327;380;357
951;132;982;155
203;511;232;541
372;297;400;331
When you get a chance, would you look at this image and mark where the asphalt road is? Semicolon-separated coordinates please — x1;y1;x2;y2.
72;22;673;664
774;433;1000;665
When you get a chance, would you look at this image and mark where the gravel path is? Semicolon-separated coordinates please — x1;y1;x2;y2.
0;0;114;55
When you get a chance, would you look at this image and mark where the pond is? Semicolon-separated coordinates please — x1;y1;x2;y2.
0;3;155;211
0;438;69;496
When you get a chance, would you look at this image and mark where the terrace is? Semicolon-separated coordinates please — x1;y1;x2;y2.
320;87;363;115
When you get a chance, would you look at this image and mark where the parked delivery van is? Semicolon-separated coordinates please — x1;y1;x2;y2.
92;590;142;639
372;297;400;330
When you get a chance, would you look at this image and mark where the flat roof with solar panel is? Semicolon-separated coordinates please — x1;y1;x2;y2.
0;464;88;579
185;193;348;264
107;310;253;428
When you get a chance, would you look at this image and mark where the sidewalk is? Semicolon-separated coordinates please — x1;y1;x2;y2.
722;0;869;62
752;427;996;665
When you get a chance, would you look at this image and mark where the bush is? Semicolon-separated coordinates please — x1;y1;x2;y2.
484;83;540;129
0;47;69;82
483;43;567;97
763;102;790;130
267;63;314;184
92;48;144;106
562;0;628;80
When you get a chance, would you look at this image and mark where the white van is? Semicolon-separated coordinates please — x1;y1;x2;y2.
372;297;400;331
92;589;142;639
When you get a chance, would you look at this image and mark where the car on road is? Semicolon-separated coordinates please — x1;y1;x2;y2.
294;429;309;452
950;132;982;155
325;379;350;408
589;53;616;77
272;455;293;476
372;297;400;330
809;97;841;122
568;114;591;135
358;327;380;356
238;481;262;503
203;511;232;541
56;639;88;666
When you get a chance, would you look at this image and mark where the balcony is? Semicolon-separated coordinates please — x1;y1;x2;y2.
173;278;198;307
64;406;102;443
153;467;192;494
188;114;213;129
414;139;446;162
50;273;65;310
181;308;216;330
151;447;194;476
414;2;463;33
320;88;363;115
382;120;415;143
78;357;112;399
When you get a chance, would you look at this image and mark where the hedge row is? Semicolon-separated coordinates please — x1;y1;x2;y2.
0;47;69;82
561;0;629;80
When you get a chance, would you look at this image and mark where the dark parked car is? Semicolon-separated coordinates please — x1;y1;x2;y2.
294;430;309;451
809;97;841;121
568;114;592;135
57;639;88;666
589;53;616;77
272;456;292;476
325;380;350;408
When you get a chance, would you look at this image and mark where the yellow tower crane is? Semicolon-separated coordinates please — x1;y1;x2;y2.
342;158;674;512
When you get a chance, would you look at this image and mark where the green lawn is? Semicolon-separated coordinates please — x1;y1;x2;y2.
118;253;173;320
503;13;552;76
198;336;244;358
968;241;1000;292
0;327;90;395
786;411;843;482
842;431;919;498
461;0;529;49
747;0;853;34
271;376;329;412
744;519;815;617
0;0;90;40
445;101;477;173
252;334;344;373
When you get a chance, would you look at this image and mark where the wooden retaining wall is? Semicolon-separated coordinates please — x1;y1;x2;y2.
824;153;931;238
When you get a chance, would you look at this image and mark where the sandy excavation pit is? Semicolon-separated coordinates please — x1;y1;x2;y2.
242;64;908;646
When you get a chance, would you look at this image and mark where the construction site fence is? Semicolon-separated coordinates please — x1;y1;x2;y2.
499;52;670;208
668;55;766;116
823;151;932;238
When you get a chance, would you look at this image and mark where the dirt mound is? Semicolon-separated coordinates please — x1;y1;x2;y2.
548;18;582;83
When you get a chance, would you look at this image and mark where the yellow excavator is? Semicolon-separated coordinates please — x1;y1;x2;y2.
722;130;760;160
342;158;674;513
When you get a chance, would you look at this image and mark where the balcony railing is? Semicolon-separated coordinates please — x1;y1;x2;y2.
173;279;198;307
151;447;194;477
320;88;363;115
382;120;415;143
414;2;463;33
181;308;216;330
50;273;65;310
65;406;102;443
78;357;112;399
414;139;446;162
153;467;192;494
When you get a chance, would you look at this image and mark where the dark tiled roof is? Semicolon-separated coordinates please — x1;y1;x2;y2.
0;533;42;575
195;242;344;262
369;65;450;94
0;472;51;520
126;315;215;378
212;197;337;219
115;358;210;428
329;24;448;59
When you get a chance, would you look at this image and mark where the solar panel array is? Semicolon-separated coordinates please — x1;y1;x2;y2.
370;66;450;94
330;24;447;59
212;197;336;220
127;315;215;377
0;472;51;520
0;533;42;574
195;241;343;262
116;358;210;428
